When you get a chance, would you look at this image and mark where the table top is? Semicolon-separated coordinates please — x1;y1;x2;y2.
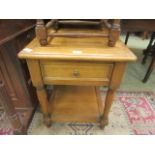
18;28;137;62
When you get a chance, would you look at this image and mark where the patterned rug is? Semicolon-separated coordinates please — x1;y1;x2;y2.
0;112;28;135
27;91;155;135
0;112;14;135
1;91;155;135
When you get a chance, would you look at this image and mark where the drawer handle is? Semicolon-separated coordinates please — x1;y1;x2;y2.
73;70;80;77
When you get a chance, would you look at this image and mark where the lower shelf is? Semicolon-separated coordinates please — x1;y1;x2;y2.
49;86;104;123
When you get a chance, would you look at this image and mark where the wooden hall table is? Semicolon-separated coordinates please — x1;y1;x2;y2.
18;28;136;129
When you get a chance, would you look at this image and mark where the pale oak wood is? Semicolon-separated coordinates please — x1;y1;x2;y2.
100;88;115;129
18;29;136;62
100;62;127;129
108;19;121;47
40;60;113;86
18;28;136;129
48;32;109;38
49;86;103;123
26;60;51;127
35;19;48;46
43;78;110;86
95;87;105;117
35;19;120;47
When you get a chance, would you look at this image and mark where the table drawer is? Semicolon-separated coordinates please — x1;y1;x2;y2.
40;61;113;85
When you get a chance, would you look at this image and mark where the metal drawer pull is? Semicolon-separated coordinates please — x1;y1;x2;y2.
73;70;80;77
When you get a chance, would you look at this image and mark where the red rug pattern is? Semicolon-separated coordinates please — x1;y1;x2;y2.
118;91;155;134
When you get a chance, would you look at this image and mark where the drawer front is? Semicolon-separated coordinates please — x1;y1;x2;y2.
40;61;113;85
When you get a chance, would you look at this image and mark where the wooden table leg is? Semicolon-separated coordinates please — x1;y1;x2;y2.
100;88;116;129
36;85;51;127
0;80;25;134
26;60;51;127
100;62;126;129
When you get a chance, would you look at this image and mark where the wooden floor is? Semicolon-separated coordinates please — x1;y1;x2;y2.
49;86;104;123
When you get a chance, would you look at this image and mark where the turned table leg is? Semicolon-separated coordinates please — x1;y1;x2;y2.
35;19;48;46
100;62;126;129
108;19;120;47
0;80;25;134
100;88;116;129
26;60;51;127
36;85;51;127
